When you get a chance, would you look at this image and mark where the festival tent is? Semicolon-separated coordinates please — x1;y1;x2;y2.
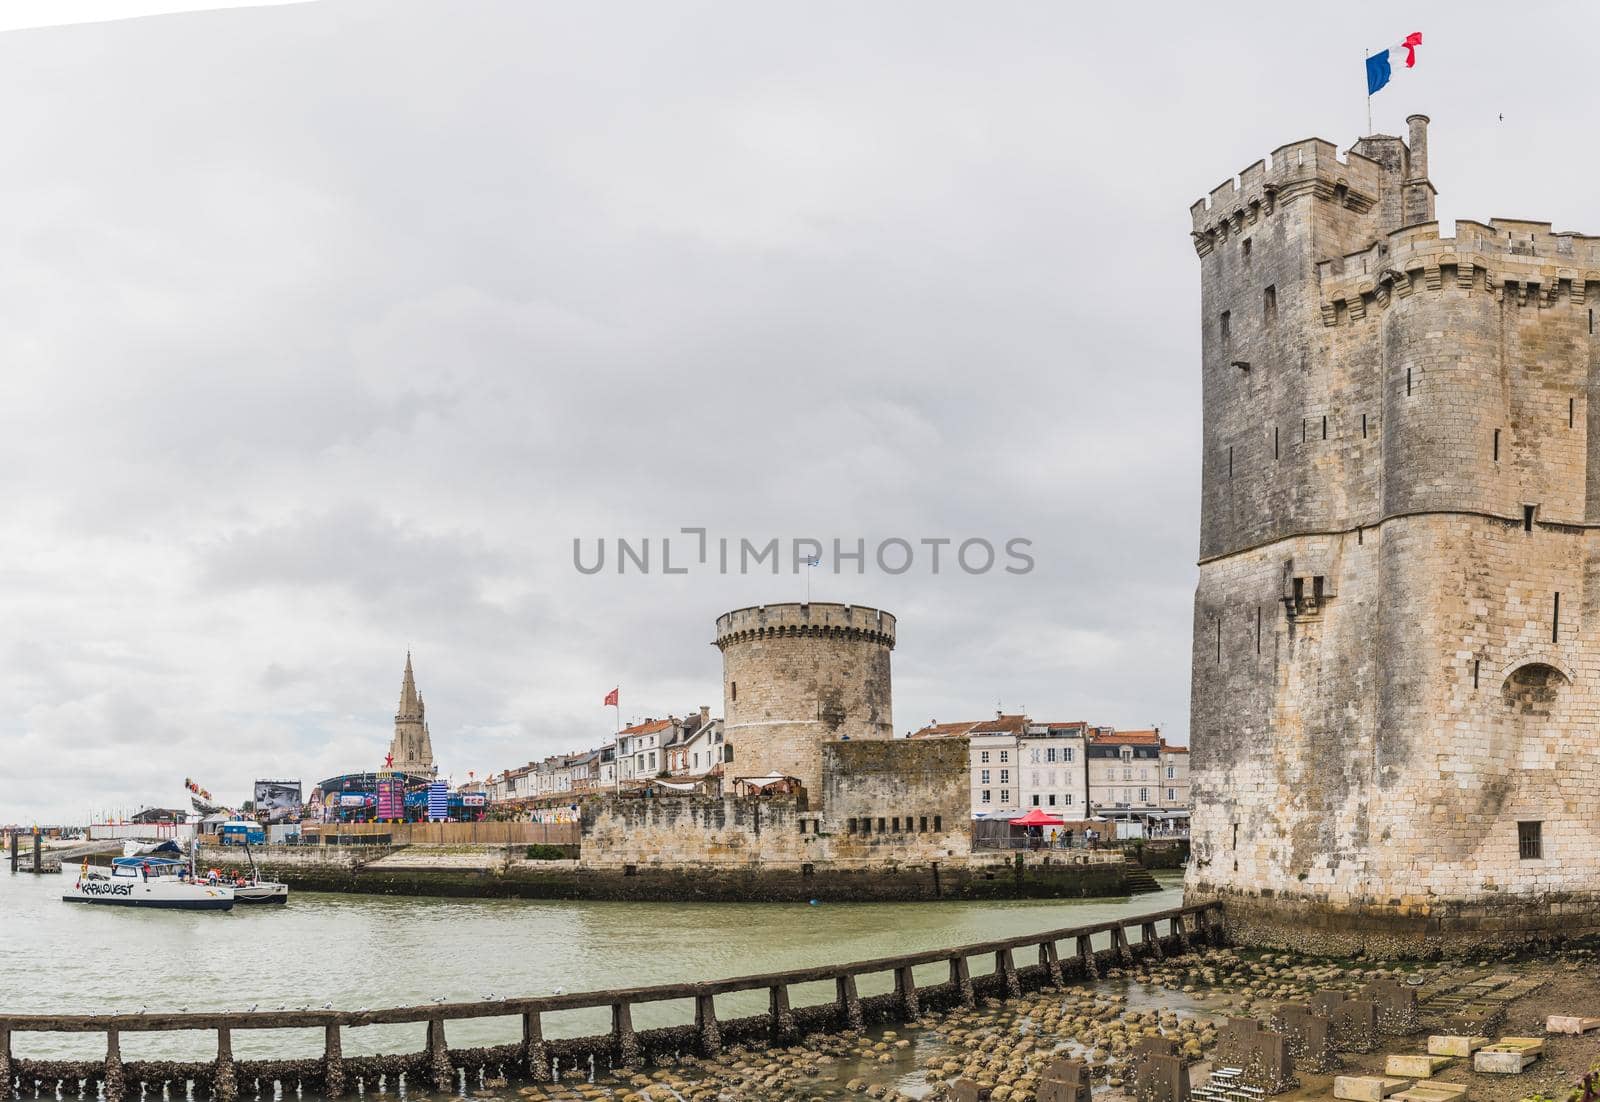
1008;809;1067;827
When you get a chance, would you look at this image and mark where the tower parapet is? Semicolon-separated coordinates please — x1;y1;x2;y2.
714;602;896;649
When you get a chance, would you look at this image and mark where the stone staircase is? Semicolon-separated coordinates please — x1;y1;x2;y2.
1124;862;1163;893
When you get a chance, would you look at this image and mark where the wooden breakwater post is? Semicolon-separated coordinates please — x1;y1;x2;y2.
8;831;16;873
32;832;41;876
0;901;1224;1097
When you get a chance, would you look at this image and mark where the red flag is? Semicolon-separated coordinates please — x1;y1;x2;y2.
603;687;619;707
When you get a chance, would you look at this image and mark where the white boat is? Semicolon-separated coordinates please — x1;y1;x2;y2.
232;880;289;904
212;839;290;905
63;854;234;911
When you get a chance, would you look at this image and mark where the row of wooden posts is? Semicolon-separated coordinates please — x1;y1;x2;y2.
6;834;43;875
0;902;1224;1101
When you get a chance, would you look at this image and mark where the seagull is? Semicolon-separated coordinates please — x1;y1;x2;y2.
431;996;446;1004
137;1007;147;1016
276;1005;286;1012
553;987;564;996
321;1003;334;1011
357;1007;369;1014
248;1004;259;1013
178;1007;188;1013
482;993;496;1001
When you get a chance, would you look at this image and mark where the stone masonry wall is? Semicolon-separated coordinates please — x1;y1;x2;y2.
580;738;970;868
820;738;973;861
1186;121;1600;953
716;603;895;805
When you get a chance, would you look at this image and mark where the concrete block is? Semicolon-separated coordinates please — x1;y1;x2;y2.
1496;1037;1544;1055
1473;1047;1536;1074
1334;1076;1413;1102
1037;1058;1091;1102
1544;1016;1599;1035
1384;1055;1452;1079
1391;1085;1468;1102
1425;1037;1486;1058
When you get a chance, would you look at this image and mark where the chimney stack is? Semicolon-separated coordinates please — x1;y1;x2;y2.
1402;114;1435;227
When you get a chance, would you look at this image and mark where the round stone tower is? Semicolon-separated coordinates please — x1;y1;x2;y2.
715;602;895;804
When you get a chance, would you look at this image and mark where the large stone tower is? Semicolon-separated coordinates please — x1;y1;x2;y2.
388;652;436;777
1184;116;1600;953
715;602;895;804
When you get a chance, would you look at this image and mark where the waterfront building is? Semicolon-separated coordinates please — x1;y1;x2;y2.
1019;720;1090;813
567;749;600;794
911;714;1090;818
965;714;1025;815
1159;742;1189;812
616;718;671;784
663;708;724;777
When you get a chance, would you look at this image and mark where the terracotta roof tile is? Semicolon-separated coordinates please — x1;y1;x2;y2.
620;718;674;736
1092;729;1161;746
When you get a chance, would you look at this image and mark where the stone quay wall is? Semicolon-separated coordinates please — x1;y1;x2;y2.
1186;116;1600;953
246;843;1140;903
0;902;1222;1102
579;740;972;869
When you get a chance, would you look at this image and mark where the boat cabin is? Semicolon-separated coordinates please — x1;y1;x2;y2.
109;856;186;879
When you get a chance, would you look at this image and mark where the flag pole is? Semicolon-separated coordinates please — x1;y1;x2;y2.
1365;50;1372;135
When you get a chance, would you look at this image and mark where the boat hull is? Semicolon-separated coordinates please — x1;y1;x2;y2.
62;878;235;911
63;894;234;911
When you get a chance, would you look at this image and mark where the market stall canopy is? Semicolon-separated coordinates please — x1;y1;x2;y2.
1009;809;1066;827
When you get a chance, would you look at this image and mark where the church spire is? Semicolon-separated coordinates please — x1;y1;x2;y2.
388;650;436;777
397;651;422;721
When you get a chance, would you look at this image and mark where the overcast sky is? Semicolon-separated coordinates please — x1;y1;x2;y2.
3;0;1594;822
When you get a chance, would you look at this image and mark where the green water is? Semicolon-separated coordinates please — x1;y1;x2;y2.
1;870;1183;1064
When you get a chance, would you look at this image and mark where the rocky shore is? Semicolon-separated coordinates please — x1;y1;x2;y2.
484;944;1600;1102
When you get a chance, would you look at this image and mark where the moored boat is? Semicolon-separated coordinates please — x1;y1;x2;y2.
63;855;234;911
232;880;289;904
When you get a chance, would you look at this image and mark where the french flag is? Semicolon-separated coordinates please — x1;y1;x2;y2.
1366;32;1422;95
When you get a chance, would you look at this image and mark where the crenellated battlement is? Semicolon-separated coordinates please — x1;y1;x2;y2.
714;602;896;649
1189;137;1399;255
1316;217;1600;324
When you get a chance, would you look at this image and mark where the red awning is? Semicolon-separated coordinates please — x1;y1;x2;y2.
1008;809;1067;827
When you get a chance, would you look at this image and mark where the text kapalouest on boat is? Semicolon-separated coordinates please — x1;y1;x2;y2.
572;532;1035;576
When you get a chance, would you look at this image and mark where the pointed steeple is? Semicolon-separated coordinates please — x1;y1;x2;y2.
397;651;422;721
388;650;436;777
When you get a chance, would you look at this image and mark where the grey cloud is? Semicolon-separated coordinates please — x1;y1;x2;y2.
3;0;1592;820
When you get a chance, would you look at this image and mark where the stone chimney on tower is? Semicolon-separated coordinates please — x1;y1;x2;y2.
1403;114;1436;226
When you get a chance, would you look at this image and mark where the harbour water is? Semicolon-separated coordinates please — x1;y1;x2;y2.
1;870;1182;1064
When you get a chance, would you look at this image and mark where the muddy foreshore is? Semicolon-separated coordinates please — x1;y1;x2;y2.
475;944;1600;1102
